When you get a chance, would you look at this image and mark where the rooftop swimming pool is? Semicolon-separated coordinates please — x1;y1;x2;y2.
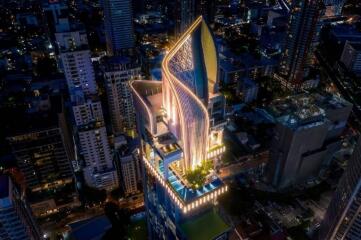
156;159;224;203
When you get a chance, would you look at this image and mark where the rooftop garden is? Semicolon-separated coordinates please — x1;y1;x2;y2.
185;160;213;190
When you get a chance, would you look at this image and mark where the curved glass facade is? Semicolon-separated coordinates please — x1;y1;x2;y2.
162;16;219;170
130;16;227;221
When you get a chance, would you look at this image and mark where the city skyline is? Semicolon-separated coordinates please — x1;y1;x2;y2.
0;0;361;239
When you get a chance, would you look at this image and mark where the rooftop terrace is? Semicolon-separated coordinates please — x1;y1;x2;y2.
143;154;227;213
266;93;350;128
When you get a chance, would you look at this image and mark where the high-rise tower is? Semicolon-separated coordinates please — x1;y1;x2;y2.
266;93;352;189
279;0;322;89
102;56;141;136
56;21;118;191
7;96;80;216
55;28;97;95
197;0;216;24
174;0;197;37
0;175;42;240
319;137;361;239
71;91;118;191
103;0;135;55
131;17;229;239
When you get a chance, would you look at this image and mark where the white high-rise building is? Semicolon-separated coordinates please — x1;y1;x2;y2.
80;127;118;191
55;20;117;190
115;152;139;196
72;94;118;191
55;29;97;96
114;136;140;196
72;99;104;126
102;57;141;135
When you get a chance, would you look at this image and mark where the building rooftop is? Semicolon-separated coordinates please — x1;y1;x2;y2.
180;210;230;240
220;51;277;73
266;93;351;129
5;95;63;137
331;24;361;42
269;99;324;123
131;80;162;111
68;215;111;240
158;161;224;203
101;55;139;72
142;136;227;213
130;80;163;135
314;93;352;111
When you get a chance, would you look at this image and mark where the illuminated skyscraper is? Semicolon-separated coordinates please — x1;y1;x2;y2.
279;0;322;89
319;137;361;240
131;17;229;239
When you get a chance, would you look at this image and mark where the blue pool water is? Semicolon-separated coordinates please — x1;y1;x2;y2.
155;160;223;203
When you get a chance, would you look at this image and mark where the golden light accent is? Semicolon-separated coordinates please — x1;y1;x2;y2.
142;155;229;214
132;17;228;215
162;16;210;171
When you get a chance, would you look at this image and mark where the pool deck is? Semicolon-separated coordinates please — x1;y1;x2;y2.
157;159;224;203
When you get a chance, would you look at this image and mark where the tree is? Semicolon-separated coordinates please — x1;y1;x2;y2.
82;185;107;205
185;160;213;189
110;187;124;201
102;202;131;240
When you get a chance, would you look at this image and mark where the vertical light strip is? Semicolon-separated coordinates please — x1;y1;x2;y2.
162;16;210;171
